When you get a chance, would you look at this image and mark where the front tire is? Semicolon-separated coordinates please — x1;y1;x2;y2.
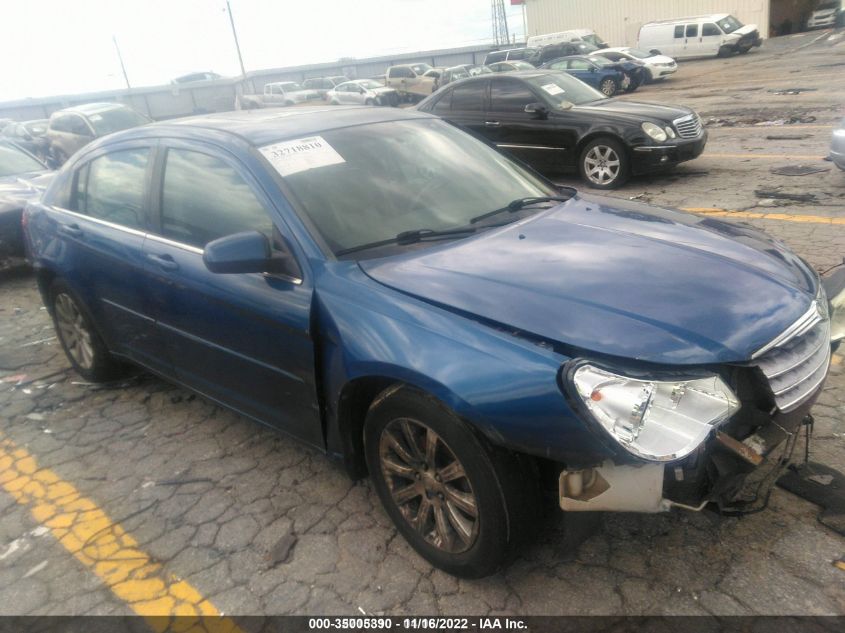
49;279;125;382
364;386;538;578
579;136;630;189
599;77;618;97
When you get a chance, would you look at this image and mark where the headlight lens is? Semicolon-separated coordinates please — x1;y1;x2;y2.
825;269;845;341
665;126;677;138
572;365;741;462
642;121;667;142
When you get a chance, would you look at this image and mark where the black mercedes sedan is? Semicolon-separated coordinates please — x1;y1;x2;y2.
417;71;706;189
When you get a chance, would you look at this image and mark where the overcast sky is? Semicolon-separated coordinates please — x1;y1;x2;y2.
0;0;526;102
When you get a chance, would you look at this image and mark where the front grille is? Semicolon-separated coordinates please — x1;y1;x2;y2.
753;301;831;412
673;113;702;139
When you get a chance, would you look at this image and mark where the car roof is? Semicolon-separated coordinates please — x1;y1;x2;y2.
56;102;128;116
98;106;438;148
644;13;729;25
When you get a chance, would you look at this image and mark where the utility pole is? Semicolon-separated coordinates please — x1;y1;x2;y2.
112;35;131;89
226;0;247;78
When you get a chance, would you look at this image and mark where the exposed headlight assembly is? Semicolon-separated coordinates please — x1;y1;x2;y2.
571;365;741;462
823;267;845;342
641;121;668;142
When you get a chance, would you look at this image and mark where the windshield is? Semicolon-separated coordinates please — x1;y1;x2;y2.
469;65;493;75
280;82;303;91
717;16;743;33
0;143;44;177
25;121;48;135
271;119;558;257
356;80;381;89
410;63;432;74
526;72;605;106
626;48;653;59
582;34;606;47
86;108;149;136
511;61;535;70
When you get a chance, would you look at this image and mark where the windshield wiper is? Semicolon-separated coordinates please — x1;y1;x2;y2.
335;226;476;256
470;196;571;225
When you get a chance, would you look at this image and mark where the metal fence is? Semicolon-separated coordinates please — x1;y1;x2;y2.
0;42;513;123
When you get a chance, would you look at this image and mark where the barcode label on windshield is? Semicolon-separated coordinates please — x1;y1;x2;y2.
259;136;345;176
541;83;564;95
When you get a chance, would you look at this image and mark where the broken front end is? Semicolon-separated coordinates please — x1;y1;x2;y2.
558;275;844;515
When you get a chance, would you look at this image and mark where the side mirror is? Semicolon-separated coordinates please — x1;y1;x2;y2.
524;103;549;119
203;230;301;279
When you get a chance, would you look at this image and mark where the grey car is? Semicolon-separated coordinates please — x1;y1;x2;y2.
831;117;845;170
45;102;150;166
0;140;53;258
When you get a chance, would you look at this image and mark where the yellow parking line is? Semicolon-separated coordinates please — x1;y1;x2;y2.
682;207;845;224
0;434;243;632
703;153;825;160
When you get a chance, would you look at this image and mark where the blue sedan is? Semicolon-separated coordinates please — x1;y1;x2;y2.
541;55;630;96
24;107;841;577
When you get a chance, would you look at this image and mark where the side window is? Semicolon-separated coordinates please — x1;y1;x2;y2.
160;149;274;249
74;148;149;229
548;61;566;70
67;116;91;136
602;52;622;61
702;23;721;36
508;49;526;60
50;115;70;133
431;89;452;114
686;24;699;37
490;80;535;113
568;59;592;70
674;25;685;38
451;82;485;111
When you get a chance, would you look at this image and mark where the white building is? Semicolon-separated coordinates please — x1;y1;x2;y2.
524;0;822;47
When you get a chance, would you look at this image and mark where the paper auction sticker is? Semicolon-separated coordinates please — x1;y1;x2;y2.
540;83;564;95
259;136;345;177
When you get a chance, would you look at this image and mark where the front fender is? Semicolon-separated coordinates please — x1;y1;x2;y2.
315;263;612;468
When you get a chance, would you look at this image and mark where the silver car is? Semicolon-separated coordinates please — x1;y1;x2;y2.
326;80;399;107
831;117;845;170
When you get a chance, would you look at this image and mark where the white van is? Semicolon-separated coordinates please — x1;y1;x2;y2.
527;29;607;49
638;14;762;59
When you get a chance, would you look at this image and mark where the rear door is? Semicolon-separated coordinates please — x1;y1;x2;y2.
143;140;321;446
47;143;168;373
681;23;701;57
446;80;489;140
485;77;571;172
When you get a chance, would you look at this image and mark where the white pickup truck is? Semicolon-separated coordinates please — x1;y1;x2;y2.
237;82;322;109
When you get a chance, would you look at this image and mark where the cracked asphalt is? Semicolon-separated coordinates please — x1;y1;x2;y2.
1;29;845;619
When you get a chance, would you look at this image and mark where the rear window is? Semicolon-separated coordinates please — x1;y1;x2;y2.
485;51;506;64
87;108;149;136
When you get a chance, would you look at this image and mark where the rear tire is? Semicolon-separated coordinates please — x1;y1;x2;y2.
718;45;733;58
49;279;125;382
364;386;539;578
599;77;618;97
578;136;630;189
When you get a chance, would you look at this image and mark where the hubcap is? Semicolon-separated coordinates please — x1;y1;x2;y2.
54;293;94;369
584;145;621;185
379;418;479;553
601;79;615;95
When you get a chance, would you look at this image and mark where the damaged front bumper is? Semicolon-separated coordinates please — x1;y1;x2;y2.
559;400;814;514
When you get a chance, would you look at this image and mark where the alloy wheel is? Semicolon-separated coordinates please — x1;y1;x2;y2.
584;145;621;186
379;417;479;553
600;79;616;96
54;293;95;369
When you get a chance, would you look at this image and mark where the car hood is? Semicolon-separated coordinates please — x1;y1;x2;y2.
645;55;676;65
359;194;816;366
0;171;54;209
735;24;759;36
573;99;691;124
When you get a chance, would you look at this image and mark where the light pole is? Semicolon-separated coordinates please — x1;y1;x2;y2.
113;35;132;89
226;1;247;78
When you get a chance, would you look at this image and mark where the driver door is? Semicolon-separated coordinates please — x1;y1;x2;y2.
143;140;321;446
485;77;572;172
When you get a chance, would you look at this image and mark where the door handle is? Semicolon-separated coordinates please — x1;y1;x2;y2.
484;121;501;127
146;253;179;272
58;223;83;238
